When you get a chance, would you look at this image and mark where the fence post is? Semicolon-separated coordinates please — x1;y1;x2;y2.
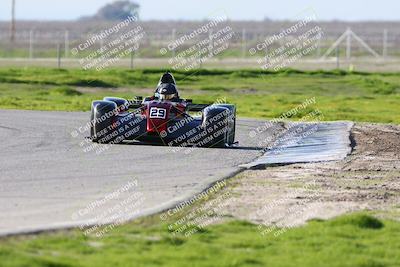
208;29;214;58
336;46;340;69
65;30;69;58
171;28;176;58
383;29;388;59
316;37;321;58
130;49;134;69
29;30;34;59
10;0;16;42
57;43;61;68
346;28;351;60
242;28;246;58
100;38;104;50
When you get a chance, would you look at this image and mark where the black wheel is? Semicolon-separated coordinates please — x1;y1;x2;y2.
201;106;231;148
90;100;119;144
215;104;236;145
103;97;129;113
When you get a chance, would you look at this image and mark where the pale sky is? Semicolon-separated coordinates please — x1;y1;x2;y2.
0;0;399;21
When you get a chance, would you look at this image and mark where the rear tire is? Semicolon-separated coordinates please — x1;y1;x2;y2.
90;100;119;143
103;97;129;113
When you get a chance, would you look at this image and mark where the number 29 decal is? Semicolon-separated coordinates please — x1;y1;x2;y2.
149;107;167;119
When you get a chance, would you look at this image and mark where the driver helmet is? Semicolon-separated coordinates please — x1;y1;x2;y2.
156;83;179;101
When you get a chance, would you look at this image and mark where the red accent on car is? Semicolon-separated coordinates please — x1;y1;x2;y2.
111;117;118;129
145;101;171;134
174;103;186;118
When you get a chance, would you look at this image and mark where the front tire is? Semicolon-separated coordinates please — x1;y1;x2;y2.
201;105;236;148
90;100;119;143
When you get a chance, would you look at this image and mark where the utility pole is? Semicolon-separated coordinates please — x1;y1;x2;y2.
10;0;16;42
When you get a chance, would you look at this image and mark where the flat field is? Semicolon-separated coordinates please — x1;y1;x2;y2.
0;67;399;123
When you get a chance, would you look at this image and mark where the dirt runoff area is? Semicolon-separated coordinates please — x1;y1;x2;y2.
221;123;400;228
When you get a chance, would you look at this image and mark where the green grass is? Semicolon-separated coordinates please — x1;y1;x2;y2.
0;67;399;265
0;213;399;267
0;67;399;123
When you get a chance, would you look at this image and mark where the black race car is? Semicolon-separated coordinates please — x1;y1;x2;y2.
90;72;236;148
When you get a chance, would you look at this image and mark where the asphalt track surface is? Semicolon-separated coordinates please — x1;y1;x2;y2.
0;110;283;236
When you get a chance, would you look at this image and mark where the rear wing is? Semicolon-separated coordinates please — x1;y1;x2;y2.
128;101;143;109
128;96;144;109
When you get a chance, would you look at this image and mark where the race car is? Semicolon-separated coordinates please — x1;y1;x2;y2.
90;72;236;148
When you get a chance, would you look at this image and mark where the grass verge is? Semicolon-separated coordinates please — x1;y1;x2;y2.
0;68;399;123
0;212;399;267
0;175;399;267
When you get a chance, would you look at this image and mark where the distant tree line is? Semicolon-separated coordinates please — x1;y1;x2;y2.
80;1;140;21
